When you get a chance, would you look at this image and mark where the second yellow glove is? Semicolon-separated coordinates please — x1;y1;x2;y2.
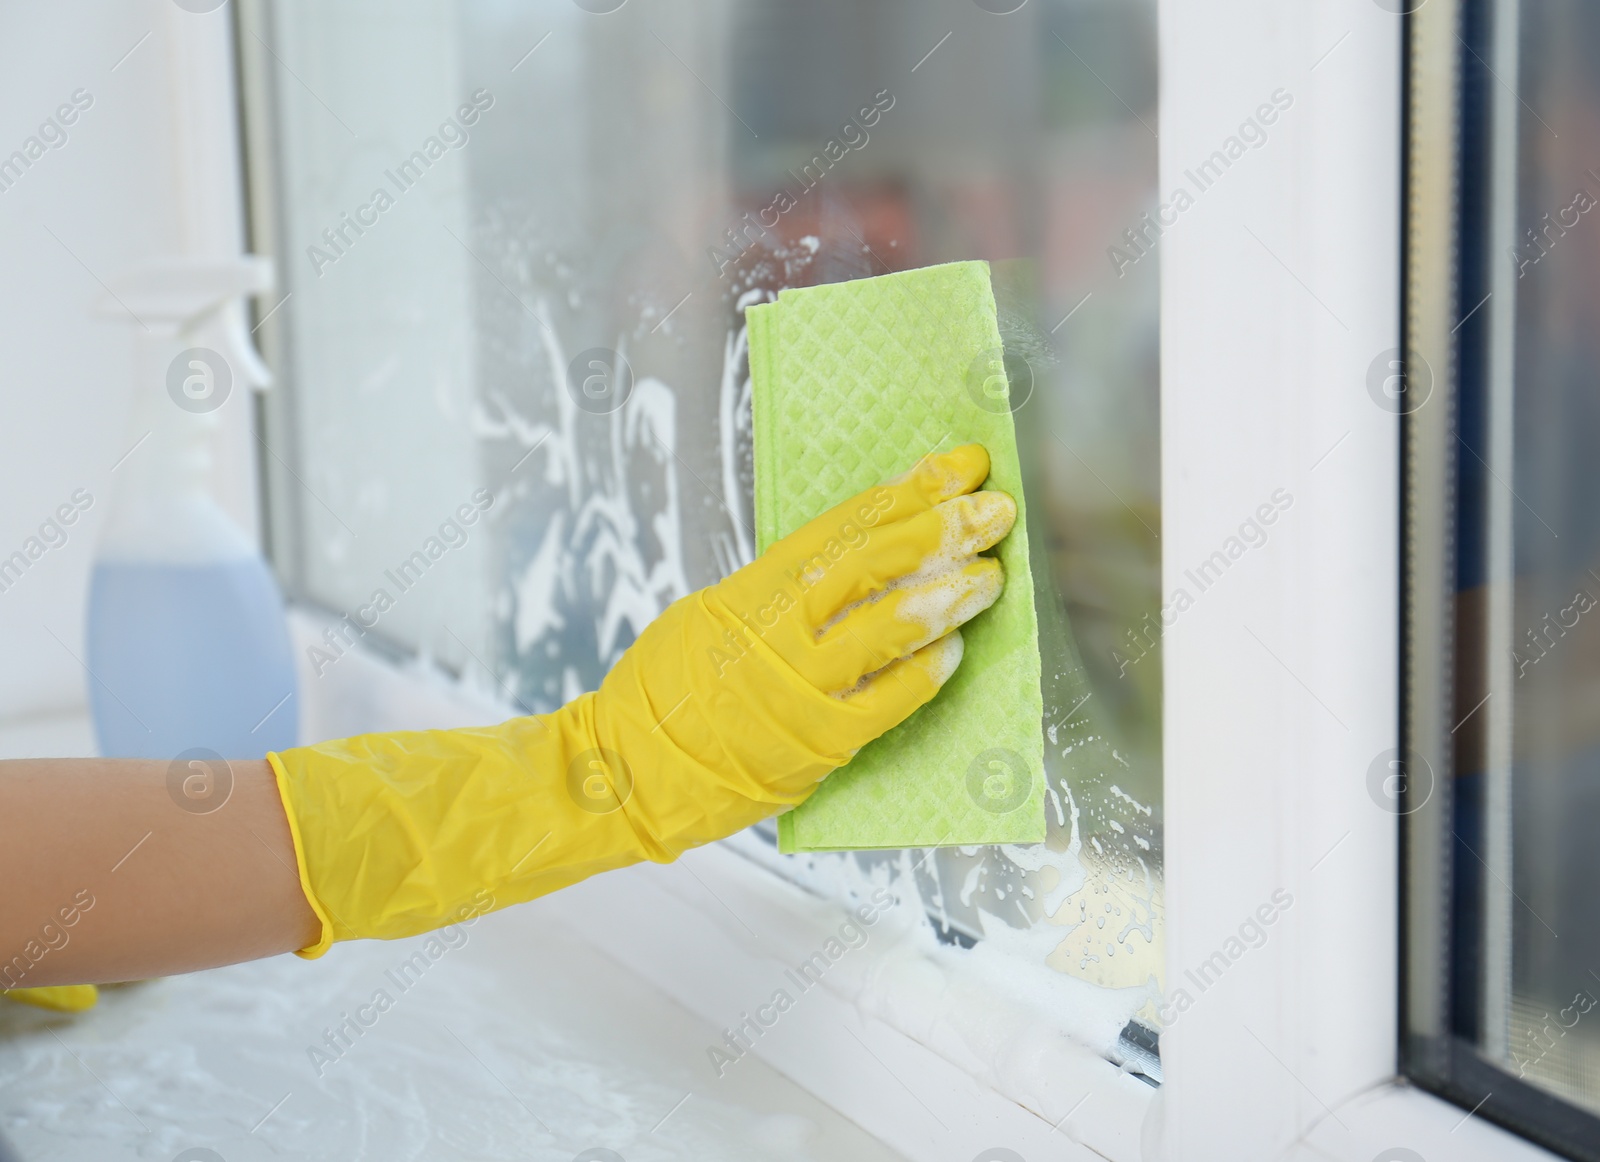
1;985;99;1013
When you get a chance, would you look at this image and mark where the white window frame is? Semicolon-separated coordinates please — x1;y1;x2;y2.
1155;1;1552;1159
259;1;1572;1157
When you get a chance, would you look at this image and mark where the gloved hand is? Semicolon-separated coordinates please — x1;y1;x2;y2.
270;444;1017;956
2;985;98;1012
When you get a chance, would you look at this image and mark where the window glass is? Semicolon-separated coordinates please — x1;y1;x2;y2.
248;0;1161;1067
1471;0;1600;1110
1409;0;1600;1148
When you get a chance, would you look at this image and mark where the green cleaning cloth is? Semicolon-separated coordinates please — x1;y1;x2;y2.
748;260;1045;853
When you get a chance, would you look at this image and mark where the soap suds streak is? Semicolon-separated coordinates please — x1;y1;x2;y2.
712;287;767;577
473;211;691;710
890;566;1001;652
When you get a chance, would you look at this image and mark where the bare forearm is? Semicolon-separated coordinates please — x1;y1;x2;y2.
0;757;319;987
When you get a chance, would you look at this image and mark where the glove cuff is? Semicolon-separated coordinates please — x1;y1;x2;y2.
266;750;337;959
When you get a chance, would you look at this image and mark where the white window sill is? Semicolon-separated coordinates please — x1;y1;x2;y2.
541;841;1157;1161
1292;1081;1561;1162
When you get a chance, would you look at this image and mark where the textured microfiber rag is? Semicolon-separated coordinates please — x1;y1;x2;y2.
749;260;1045;852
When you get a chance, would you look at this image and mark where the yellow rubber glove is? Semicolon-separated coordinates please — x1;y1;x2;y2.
270;444;1017;956
2;985;98;1013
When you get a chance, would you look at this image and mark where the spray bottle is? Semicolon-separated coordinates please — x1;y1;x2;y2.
86;256;298;760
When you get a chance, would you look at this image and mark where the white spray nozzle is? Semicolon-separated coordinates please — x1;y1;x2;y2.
100;255;276;389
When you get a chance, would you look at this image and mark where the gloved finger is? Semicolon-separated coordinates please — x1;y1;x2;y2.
835;630;966;740
771;444;991;576
808;558;1003;693
880;442;992;512
797;489;1015;628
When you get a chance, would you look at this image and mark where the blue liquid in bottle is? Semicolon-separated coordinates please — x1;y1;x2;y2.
86;557;298;759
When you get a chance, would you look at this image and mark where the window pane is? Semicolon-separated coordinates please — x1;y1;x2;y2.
249;0;1161;1069
1486;0;1600;1112
1409;0;1600;1149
